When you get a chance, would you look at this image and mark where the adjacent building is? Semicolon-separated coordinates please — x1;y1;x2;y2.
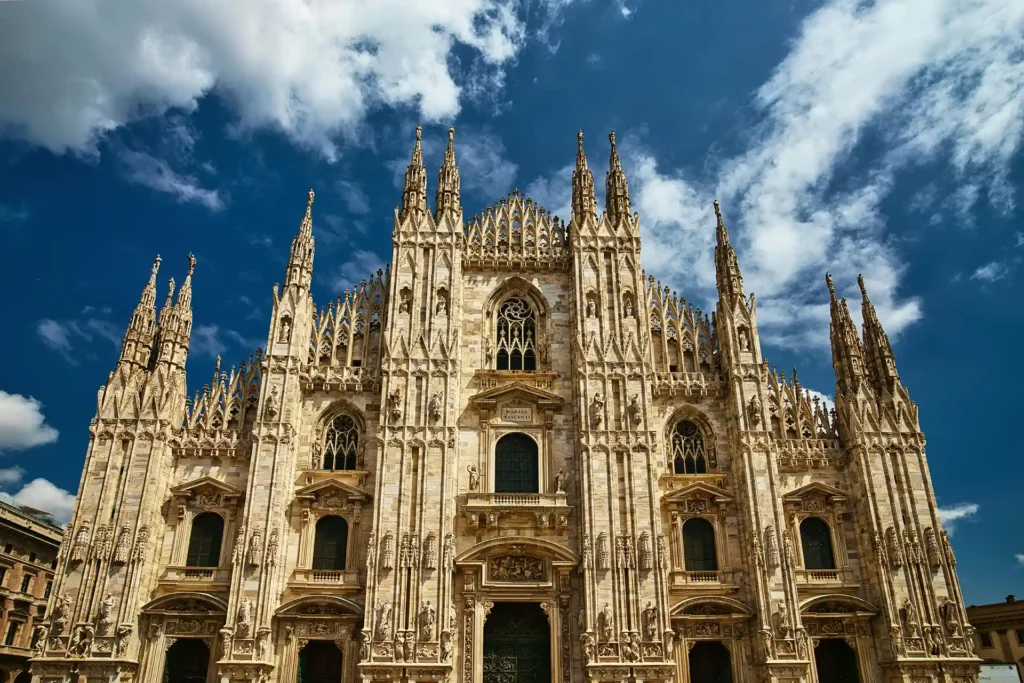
31;128;979;683
968;595;1024;681
0;501;61;683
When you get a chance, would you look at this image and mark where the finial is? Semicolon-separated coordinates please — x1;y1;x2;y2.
578;130;584;145
448;126;454;142
857;273;869;300
152;255;162;276
609;131;616;147
713;199;722;218
307;188;315;208
416;125;422;141
186;253;196;276
825;272;835;296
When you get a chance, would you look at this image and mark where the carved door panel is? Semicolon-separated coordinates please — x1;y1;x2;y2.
482;603;550;683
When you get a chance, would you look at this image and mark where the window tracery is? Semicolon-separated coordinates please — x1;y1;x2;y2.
495;297;537;372
320;413;360;471
671;419;715;473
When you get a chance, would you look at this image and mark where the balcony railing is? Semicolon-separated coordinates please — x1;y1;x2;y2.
464;492;571;529
795;568;853;585
161;566;231;584
289;568;361;589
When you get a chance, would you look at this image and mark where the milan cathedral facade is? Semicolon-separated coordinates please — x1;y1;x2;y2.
30;127;979;683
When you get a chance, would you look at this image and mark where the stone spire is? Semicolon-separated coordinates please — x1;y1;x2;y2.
605;131;631;225
827;273;864;395
154;255;195;371
435;127;461;220
713;200;745;303
572;130;596;222
118;255;162;369
285;189;316;289
401;125;427;219
858;274;900;393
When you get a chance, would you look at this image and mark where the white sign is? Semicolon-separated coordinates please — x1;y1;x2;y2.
980;664;1021;683
501;405;533;423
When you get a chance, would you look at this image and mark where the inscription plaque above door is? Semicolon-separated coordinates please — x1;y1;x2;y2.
501;402;533;423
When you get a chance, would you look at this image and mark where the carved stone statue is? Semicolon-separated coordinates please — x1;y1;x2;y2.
429;392;442;422
33;625;47;656
485;336;494;363
423;532;437;570
887;527;903;568
236;598;253;638
748;396;762;426
623;297;634;318
387;387;402;422
114;624;132;657
940;529;956;566
738;328;750;351
279;316;291;342
642;602;658;641
265;528;279;566
442;533;455;571
889;624;905;658
590;393;604;429
782;530;795;568
312;443;322;469
232;527;247;565
586;299;596;318
924;527;941;569
70;525;90;563
264;385;280;419
599;604;613;642
376;600;392;639
581;632;596;664
775;602;791;639
96;594;115;634
638;532;653;571
581;533;593;569
554;468;567;494
467;465;480;492
902;598;920;637
657;534;668;569
440;630;453;661
628;393;641;424
51;593;71;633
419;600;437;640
68;624;94;657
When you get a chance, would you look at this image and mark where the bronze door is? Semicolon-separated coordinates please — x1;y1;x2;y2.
482;603;550;683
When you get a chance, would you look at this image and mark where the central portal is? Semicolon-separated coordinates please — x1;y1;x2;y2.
483;602;551;683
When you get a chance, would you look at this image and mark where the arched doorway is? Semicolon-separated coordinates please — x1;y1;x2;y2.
813;639;861;683
297;640;343;683
688;641;733;683
483;602;550;683
164;639;210;683
494;434;539;493
13;672;31;683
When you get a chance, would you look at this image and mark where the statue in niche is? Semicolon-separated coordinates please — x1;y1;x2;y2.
485;336;494;364
596;532;610;570
902;598;921;637
96;594;115;634
236;599;253;638
311;443;322;469
387;388;402;422
642;602;658;641
440;630;453;661
537;333;549;363
581;632;596;664
263;385;280;420
112;526;131;565
628;394;642;425
586;299;596;318
380;531;394;570
623;297;634;318
590;393;604;429
554;468;568;494
749;396;762;426
599;604;613;642
775;602;791;639
429;392;442;422
638;532;653;571
279;316;291;342
581;534;593;569
419;601;436;640
435;294;447;315
738;327;750;351
398;289;412;313
467;465;480;492
376;601;392;639
51;594;70;634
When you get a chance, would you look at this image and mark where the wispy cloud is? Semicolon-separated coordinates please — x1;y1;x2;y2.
37;316;121;364
329;249;386;293
1016;553;1024;566
938;502;979;535
337;180;372;216
0;204;28;225
525;0;1024;349
971;260;1009;282
118;149;224;210
191;324;263;358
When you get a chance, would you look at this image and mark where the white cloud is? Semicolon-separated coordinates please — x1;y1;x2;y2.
938;502;979;535
0;0;579;158
804;389;835;412
971;260;1009;282
191;324;263;358
329;249;387;292
1016;553;1024;566
0;467;25;485
0;391;59;453
524;0;1024;349
37;317;122;364
2;479;77;524
119;149;224;210
337;180;371;215
525;162;574;222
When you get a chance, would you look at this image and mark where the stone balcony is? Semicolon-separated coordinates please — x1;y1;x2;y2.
287;568;362;593
463;492;571;529
160;565;232;588
669;569;738;592
795;568;858;586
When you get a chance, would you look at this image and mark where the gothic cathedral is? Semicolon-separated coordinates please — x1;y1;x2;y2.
31;128;979;683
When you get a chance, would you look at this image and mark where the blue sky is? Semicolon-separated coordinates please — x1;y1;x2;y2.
0;0;1021;603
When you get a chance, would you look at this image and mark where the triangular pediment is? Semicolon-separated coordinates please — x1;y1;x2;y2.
782;481;847;504
295;477;370;503
170;476;243;498
662;481;733;504
469;381;565;410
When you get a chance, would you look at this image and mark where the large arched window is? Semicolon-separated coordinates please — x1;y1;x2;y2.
186;512;224;568
683;518;718;571
494;433;539;493
496;297;537;371
322;413;359;471
312;516;349;570
672;420;708;474
800;517;836;570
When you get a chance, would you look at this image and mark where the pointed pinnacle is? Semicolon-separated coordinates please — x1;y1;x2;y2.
186;253;196;277
412;124;423;164
857;273;869;302
151;255;162;280
825;272;836;298
713;200;722;220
